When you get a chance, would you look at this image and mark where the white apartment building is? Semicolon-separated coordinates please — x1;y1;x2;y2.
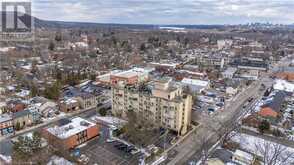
112;78;192;135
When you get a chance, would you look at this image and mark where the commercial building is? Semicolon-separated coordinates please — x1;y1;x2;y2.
230;57;268;71
112;77;192;135
195;55;230;69
96;70;122;85
181;78;210;93
43;117;99;149
0;114;14;136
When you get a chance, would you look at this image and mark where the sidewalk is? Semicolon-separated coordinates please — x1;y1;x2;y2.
241;128;294;148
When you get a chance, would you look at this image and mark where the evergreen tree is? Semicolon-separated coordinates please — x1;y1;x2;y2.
259;120;270;134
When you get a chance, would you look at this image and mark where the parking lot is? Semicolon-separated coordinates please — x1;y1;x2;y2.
84;144;130;165
78;127;140;165
75;115;178;165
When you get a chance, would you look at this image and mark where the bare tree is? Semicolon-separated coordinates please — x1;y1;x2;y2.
254;140;294;165
196;134;211;165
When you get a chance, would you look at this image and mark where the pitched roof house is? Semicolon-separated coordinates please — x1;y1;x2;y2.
258;91;287;119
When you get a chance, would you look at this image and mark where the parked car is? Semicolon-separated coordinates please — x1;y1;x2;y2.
106;138;116;143
125;146;135;153
131;149;140;155
248;97;254;102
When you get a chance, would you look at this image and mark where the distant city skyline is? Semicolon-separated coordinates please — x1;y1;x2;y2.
33;0;294;25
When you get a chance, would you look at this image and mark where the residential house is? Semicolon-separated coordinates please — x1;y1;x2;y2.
37;101;58;118
28;97;58;118
242;114;260;128
15;89;30;100
12;110;33;130
29;109;41;124
0;102;7;114
232;149;255;165
6;99;26;113
59;98;80;113
258;91;287;122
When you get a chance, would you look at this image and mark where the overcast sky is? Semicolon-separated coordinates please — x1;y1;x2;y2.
32;0;294;25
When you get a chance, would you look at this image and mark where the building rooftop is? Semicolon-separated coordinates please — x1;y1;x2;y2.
273;79;294;92
0;114;12;123
113;67;152;78
261;91;287;112
181;78;209;87
60;98;78;105
97;70;122;82
114;70;140;78
12;110;31;119
46;117;96;139
223;67;237;75
149;62;179;68
234;149;254;161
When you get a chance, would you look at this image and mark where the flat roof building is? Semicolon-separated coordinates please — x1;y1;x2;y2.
97;68;153;85
43;117;99;149
181;78;210;93
0;114;14;136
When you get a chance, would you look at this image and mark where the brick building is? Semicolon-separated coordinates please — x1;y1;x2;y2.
43;117;99;149
0;114;14;136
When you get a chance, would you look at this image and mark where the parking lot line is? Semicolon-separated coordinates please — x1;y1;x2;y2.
86;144;130;165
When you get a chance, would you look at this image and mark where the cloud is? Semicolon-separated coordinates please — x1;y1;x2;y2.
32;0;294;24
